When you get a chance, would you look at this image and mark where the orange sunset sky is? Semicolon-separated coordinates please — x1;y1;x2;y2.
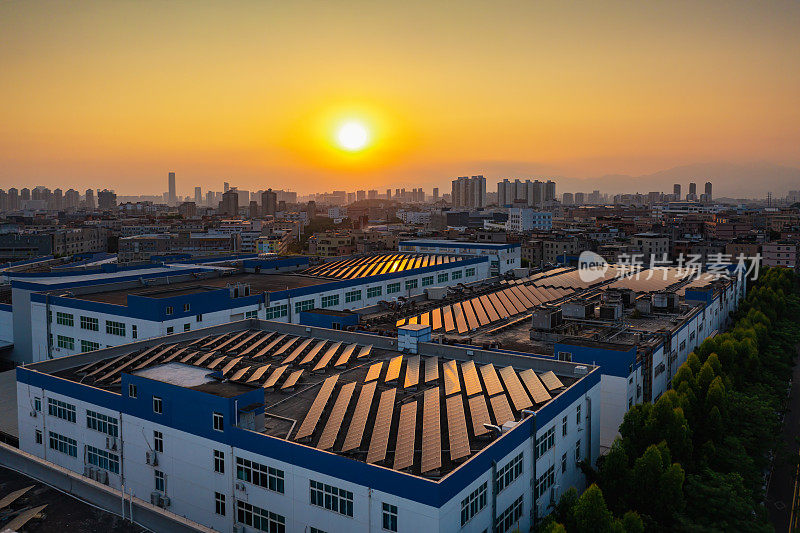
1;0;799;195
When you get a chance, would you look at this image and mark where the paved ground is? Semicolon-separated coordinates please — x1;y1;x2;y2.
767;346;800;532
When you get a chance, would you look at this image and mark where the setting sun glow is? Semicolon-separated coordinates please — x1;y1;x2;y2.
336;121;369;152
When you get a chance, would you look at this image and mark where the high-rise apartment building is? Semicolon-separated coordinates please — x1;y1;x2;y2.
497;179;555;207
85;189;95;209
220;189;239;216
97;189;116;210
356;190;366;201
705;182;712;202
451;175;486;208
261;188;277;216
432;187;439;201
673;184;681;199
194;187;202;205
386;189;391;200
168;171;176;205
367;189;378;200
688;182;697;201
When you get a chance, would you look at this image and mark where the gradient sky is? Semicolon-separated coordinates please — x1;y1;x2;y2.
1;0;799;195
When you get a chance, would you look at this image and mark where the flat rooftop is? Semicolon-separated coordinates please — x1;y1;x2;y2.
51;323;588;480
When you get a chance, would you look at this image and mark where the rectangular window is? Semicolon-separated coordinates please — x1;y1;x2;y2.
680;340;686;351
437;273;448;283
245;310;259;319
465;267;476;277
48;431;77;457
165;306;173;315
321;295;339;308
87;445;120;474
386;282;401;294
214;450;225;474
80;316;98;331
131;324;137;339
535;426;555;457
534;464;556;500
34;397;41;412
460;481;488;526
496;452;524;494
81;340;100;352
196;314;203;322
309;479;353;517
452;270;463;280
154;430;163;453
35;429;42;444
215;492;226;516
236;500;286;533
56;312;74;327
153;396;163;414
154;470;165;492
48;398;76;423
264;304;288;320
345;290;362;303
382;503;398;532
213;412;224;431
562;415;568;436
183;323;191;332
166;326;174;335
575;439;582;462
366;286;382;299
496;494;524;533
294;299;315;314
421;275;434;287
405;279;418;290
128;384;137;398
562;452;568;474
86;410;119;437
106;320;126;337
236;457;285;493
183;303;190;312
576;404;582;425
57;335;74;350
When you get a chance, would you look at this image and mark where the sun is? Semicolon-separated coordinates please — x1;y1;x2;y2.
336;121;370;151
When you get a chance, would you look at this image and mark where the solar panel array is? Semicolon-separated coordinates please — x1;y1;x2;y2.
303;253;462;280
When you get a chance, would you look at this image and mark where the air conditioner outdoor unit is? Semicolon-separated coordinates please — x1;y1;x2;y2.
150;492;161;506
29;410;37;418
84;466;94;477
235;482;246;491
163;496;171;507
146;451;158;465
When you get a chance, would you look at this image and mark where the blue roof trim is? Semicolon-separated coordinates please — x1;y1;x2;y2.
0;303;12;312
12;267;210;292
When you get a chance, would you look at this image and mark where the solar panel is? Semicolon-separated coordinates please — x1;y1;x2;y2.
519;369;552;404
298;340;327;365
191;352;215;367
365;361;383;382
186;334;212;348
501;288;526;314
334;344;358;368
393;400;417;470
246;364;271;383
470;298;490;326
499;366;533;411
131;344;176;371
213;331;250;352
446;395;471;462
366;388;397;464
403;356;420;389
357;345;373;358
478;294;501;322
262;365;289;389
317;381;357;450
510;285;534;308
425;356;439;383
540;371;565;391
430;307;443;331
488;292;511;318
207;355;227;370
443;360;461;396
313;341;343;372
489;394;515;425
441;306;456;332
518;284;540;305
86;344;161;379
282;338;314;364
221;357;243;376
294;374;339;441
179;350;198;363
273;336;300;357
462;301;480;330
468;394;491;437
254;334;287;358
229;331;261;352
281;369;304;390
461;360;483;396
453;303;469;334
418;312;430;327
201;334;227;349
238;332;274;357
421;387;442;473
229;366;251;381
385;355;403;383
479;363;504;396
341;381;378;452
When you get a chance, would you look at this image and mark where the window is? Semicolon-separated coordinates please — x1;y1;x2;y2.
309;480;353;517
57;335;74;350
237;457;285;493
154;430;163;453
535;465;555;500
48;431;77;457
56;312;74;327
367;286;382;299
345;290;362;303
213;412;224;431
496;452;523;494
496;494;524;533
154;470;165;492
245;310;259;319
214;450;225;473
35;429;42;444
131;324;137;339
452;270;463;280
34;397;41;412
165;306;173;315
309;528;327;533
236;501;286;533
382;503;398;532
460;481;487;526
106;320;126;337
562;452;568;473
405;279;418;290
558;351;572;362
183;323;191;332
575;439;582;462
386;282;401;294
562;415;568;436
128;384;137;398
295;299;314;314
87;445;120;474
437;273;448;283
196;314;203;322
215;492;226;516
321;295;339;308
576;404;582;425
680;340;686;351
166;326;174;335
183;303;190;312
421;275;434;287
48;398;76;423
80;316;99;331
81;340;100;352
264;304;288;320
86;410;119;437
465;267;476;277
153;396;162;414
535;427;555;457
